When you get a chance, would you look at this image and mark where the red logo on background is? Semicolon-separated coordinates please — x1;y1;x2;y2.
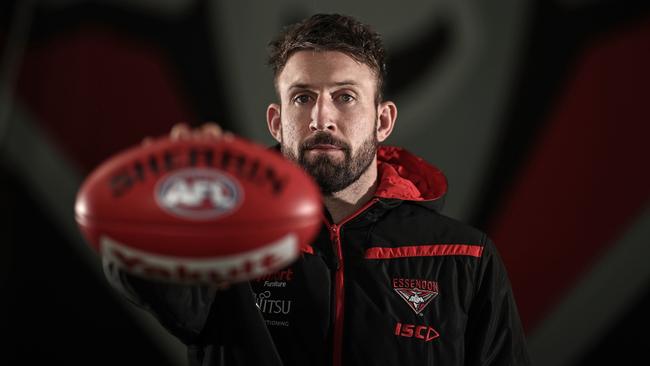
393;278;439;314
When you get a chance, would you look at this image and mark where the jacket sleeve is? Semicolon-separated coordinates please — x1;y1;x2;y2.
101;256;217;345
102;257;284;366
465;236;532;366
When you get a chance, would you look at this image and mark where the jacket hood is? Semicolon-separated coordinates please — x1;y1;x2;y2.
375;146;447;209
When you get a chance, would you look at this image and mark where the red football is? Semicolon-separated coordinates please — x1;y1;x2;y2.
74;135;322;285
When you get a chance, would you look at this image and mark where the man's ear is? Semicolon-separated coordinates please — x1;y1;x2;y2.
376;101;397;143
267;103;282;143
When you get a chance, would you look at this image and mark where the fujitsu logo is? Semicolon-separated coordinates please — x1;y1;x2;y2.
393;278;439;314
254;291;292;315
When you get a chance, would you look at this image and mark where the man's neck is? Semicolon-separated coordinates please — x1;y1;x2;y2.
323;157;378;224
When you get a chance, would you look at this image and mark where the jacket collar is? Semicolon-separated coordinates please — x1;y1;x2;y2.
374;146;447;204
271;143;447;206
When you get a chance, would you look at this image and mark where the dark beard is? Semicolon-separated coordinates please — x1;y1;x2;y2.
282;131;378;196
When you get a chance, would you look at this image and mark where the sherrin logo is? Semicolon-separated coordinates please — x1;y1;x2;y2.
155;168;242;220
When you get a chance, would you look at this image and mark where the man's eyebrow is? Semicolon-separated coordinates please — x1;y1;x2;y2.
288;83;312;91
333;80;359;87
288;81;359;90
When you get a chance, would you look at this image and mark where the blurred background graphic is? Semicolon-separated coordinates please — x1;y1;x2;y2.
1;0;648;365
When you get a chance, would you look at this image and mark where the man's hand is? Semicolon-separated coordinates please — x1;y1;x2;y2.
170;122;228;140
142;122;231;145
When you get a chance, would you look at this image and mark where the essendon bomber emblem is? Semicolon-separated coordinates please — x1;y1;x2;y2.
393;278;439;315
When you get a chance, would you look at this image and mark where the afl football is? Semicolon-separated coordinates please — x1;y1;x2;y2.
74;135;321;285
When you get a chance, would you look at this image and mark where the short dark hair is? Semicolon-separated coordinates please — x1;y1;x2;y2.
268;13;387;103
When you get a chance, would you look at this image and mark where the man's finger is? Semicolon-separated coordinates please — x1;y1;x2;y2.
200;122;223;138
170;123;191;140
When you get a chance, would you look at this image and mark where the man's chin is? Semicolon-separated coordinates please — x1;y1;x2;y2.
303;152;344;166
301;157;345;179
304;149;345;161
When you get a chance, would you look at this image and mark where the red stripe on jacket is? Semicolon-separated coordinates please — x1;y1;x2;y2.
365;244;484;259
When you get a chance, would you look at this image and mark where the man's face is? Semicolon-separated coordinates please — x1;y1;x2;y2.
270;51;382;195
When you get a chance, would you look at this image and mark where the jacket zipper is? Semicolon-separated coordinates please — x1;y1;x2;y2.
327;197;379;366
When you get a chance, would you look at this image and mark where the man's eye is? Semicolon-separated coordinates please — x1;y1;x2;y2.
294;95;311;104
338;94;355;103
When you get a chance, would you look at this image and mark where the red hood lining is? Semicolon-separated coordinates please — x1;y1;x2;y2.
375;146;447;201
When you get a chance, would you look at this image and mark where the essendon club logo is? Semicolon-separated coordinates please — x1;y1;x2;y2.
393;278;439;315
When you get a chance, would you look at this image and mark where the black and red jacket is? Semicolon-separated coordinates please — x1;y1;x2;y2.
105;146;531;366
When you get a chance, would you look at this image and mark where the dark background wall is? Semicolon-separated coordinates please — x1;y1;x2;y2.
1;1;648;365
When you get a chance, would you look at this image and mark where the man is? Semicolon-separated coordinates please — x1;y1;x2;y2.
106;13;531;366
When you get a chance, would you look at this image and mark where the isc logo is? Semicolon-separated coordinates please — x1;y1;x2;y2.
394;322;440;342
156;168;242;220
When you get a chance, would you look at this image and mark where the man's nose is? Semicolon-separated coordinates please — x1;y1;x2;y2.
309;97;337;132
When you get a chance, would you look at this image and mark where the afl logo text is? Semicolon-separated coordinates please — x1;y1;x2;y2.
156;168;242;220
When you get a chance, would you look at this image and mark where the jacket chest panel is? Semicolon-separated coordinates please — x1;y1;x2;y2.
347;254;474;328
250;254;331;334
